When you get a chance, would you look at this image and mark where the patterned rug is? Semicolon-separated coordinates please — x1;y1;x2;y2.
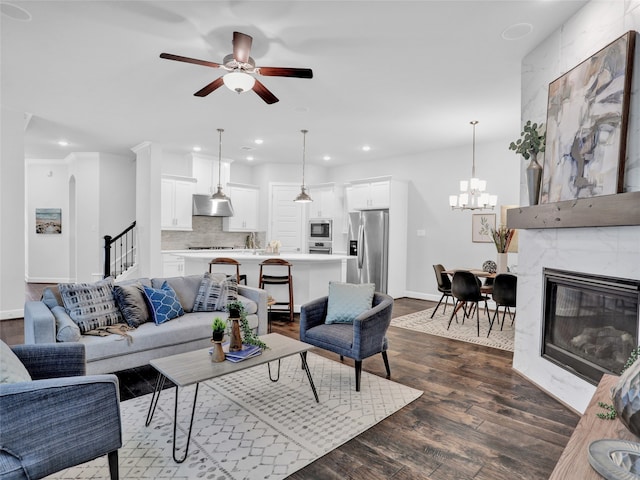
391;306;515;352
47;352;422;480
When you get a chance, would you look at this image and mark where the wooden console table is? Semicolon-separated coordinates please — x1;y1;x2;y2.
550;374;640;479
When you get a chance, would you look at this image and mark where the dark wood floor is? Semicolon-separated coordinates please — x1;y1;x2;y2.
4;287;578;479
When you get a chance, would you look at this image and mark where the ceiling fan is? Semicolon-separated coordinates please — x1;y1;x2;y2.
160;31;313;104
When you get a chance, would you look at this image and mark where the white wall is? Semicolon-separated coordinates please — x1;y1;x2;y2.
26;160;70;282
513;0;640;413
327;136;521;298
0;106;26;319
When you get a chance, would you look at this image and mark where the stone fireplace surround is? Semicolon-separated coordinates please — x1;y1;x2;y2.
510;220;640;413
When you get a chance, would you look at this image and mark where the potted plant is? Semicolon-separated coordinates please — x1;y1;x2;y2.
210;317;227;362
509;120;546;206
211;317;227;342
225;300;268;350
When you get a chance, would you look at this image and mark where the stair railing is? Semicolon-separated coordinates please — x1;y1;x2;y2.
104;221;137;278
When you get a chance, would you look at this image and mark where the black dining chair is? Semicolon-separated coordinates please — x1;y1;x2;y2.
448;271;491;336
488;274;517;337
431;264;453;318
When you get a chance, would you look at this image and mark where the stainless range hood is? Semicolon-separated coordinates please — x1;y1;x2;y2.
192;194;234;217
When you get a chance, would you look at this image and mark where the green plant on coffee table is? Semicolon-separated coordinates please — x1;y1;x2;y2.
211;317;227;335
226;300;268;350
596;346;640;420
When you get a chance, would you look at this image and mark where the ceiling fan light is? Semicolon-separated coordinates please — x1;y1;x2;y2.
223;71;255;93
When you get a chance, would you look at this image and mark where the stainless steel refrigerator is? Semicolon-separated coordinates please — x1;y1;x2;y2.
347;210;389;293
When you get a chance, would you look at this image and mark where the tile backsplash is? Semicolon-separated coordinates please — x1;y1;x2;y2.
161;216;265;250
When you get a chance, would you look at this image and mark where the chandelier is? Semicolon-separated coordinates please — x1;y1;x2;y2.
293;129;313;203
449;120;497;211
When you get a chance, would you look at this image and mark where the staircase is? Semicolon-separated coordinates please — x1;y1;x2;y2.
104;221;137;279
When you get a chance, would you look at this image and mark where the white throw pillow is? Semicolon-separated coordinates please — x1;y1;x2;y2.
0;340;32;384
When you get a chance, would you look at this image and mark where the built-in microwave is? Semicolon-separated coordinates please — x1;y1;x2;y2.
308;219;332;241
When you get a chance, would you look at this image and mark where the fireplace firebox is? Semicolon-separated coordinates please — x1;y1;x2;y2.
542;268;640;385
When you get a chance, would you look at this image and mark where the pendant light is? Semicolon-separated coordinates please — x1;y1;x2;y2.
449;120;497;211
294;129;313;203
211;128;234;216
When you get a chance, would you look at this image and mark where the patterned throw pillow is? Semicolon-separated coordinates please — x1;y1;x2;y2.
193;273;238;312
143;282;184;325
114;282;150;328
59;278;123;334
325;282;375;324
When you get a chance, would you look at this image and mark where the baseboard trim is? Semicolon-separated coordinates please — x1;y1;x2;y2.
25;276;70;283
403;291;440;302
1;308;24;320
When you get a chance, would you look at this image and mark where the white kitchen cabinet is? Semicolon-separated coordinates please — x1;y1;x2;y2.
162;253;185;277
190;153;231;195
161;175;196;230
346;178;390;210
223;183;260;232
308;183;337;219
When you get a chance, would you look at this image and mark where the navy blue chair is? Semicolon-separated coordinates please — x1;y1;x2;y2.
0;343;121;480
299;292;393;392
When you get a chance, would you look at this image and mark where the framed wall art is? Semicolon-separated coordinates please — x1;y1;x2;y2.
540;31;636;204
35;208;62;234
472;213;495;243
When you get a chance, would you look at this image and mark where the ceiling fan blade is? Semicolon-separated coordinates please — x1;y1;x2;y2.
232;31;253;64
257;67;313;79
252;79;279;104
194;77;225;97
160;52;221;69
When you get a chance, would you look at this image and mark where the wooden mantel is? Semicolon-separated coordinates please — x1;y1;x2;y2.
507;191;640;229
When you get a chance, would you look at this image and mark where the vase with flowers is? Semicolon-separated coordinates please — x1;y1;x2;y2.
490;225;514;273
509;120;546;206
267;239;282;254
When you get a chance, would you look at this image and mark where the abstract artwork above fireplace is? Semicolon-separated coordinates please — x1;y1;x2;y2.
542;268;640;385
541;31;637;204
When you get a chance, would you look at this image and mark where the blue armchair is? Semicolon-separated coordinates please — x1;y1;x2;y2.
300;292;393;391
0;343;121;480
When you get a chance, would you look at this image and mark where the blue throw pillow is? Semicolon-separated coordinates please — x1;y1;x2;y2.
143;282;184;325
325;282;375;324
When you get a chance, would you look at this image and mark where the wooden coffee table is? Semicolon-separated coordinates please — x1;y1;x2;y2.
145;333;319;463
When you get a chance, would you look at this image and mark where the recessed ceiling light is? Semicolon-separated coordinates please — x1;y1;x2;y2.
193;145;202;152
246;156;254;161
57;140;69;147
362;145;371;152
254;139;263;145
0;2;32;21
323;155;331;161
501;23;533;41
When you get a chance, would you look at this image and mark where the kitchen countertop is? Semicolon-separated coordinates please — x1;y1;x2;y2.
170;251;354;262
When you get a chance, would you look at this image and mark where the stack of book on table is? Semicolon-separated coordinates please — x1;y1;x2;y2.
209;343;262;362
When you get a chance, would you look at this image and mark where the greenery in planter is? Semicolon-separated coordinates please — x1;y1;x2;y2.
212;317;226;332
596;346;640;420
508;120;546;160
225;300;268;350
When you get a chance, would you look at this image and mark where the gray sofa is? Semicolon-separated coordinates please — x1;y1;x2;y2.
23;275;268;375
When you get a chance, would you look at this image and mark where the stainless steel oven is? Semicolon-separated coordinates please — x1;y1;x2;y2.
308;219;332;241
308;241;332;254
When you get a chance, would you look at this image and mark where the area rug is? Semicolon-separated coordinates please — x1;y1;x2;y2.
47;352;422;480
391;306;515;352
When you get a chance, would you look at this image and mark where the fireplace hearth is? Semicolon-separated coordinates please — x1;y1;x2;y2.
542;268;640;385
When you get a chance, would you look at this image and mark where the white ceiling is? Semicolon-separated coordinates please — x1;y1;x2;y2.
1;0;587;166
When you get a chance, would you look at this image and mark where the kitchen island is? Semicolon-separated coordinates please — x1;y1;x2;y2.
171;251;355;311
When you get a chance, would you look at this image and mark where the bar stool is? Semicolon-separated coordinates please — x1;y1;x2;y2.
259;258;294;323
208;257;247;285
